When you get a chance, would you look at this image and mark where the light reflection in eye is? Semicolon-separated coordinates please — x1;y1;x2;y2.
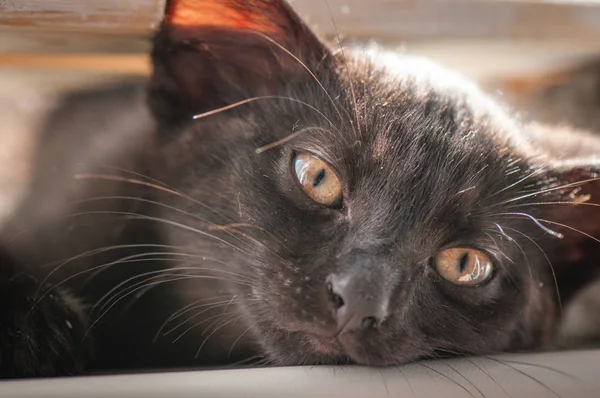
295;157;311;187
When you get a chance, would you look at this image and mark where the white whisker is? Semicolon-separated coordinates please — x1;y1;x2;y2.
498;212;564;239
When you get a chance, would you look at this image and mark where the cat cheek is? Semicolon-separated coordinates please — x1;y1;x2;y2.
285;276;342;334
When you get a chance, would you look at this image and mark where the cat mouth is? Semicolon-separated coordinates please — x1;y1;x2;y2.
302;332;397;366
306;334;345;356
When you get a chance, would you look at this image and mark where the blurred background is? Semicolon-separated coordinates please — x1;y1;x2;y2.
2;1;600;89
1;0;600;219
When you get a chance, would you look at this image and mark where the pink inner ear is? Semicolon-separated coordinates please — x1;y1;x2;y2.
166;0;280;34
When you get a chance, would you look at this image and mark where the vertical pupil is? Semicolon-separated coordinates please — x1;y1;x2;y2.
313;168;326;187
458;252;469;273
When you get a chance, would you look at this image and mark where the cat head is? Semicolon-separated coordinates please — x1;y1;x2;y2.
148;0;600;365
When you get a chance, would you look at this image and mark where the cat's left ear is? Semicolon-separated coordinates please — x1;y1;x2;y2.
149;0;329;124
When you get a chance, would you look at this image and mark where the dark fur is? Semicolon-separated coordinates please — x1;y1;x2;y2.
2;0;600;377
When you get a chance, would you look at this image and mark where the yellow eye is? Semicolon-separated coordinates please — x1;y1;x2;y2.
432;248;493;286
293;152;342;207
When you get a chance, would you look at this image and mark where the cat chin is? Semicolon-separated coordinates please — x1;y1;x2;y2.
253;323;428;367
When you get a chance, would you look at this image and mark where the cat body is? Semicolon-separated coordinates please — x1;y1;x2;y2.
1;0;600;377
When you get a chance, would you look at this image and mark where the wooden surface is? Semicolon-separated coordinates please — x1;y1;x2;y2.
294;0;600;43
0;54;150;74
1;0;600;86
1;0;600;43
0;0;165;34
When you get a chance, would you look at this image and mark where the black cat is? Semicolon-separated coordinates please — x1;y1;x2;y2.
2;0;600;377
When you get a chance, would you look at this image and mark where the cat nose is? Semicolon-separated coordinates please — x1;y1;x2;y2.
326;272;390;333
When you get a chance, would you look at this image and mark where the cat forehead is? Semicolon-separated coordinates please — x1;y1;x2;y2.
303;52;518;205
356;47;483;100
348;48;515;130
332;50;523;167
311;71;489;161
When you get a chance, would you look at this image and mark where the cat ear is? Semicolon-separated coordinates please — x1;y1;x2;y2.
542;156;600;228
536;155;600;297
149;0;329;124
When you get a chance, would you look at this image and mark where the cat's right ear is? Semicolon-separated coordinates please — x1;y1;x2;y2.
149;0;330;125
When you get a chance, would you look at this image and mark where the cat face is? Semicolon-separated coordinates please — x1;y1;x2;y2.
148;0;600;366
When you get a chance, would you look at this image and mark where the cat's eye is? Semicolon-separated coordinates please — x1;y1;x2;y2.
432;248;493;286
293;152;342;207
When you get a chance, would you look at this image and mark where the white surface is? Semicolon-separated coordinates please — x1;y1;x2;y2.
1;350;599;398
